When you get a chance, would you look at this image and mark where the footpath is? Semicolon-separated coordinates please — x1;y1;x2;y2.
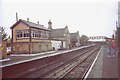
88;45;118;79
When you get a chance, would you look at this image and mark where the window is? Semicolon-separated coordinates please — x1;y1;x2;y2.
30;30;49;39
35;31;38;38
38;31;41;38
46;32;49;39
43;31;47;38
16;29;29;39
41;31;44;39
41;31;48;39
16;29;50;39
31;30;35;38
16;30;22;38
31;30;34;38
23;30;29;38
31;30;39;38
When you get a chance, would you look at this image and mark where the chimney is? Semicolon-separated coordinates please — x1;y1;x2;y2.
37;21;39;24
27;18;29;21
65;25;68;29
16;12;18;22
48;20;52;30
77;31;80;38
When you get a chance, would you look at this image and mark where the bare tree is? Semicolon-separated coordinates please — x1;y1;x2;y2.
0;27;10;41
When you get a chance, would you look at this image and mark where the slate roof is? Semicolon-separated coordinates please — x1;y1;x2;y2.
10;19;50;31
70;32;79;42
51;28;66;38
70;33;78;39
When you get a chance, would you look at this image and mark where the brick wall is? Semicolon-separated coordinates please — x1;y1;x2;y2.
12;42;52;54
12;42;29;54
31;42;52;53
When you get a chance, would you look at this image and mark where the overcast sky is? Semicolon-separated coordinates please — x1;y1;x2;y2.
0;0;119;37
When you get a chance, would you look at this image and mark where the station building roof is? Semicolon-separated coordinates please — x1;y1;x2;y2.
10;19;50;31
51;28;66;38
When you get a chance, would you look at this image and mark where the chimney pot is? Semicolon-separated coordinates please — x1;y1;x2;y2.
37;21;39;24
16;12;18;22
48;20;52;24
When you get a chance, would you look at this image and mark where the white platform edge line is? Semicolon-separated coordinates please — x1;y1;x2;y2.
1;44;95;68
83;46;103;79
10;51;56;56
0;58;10;62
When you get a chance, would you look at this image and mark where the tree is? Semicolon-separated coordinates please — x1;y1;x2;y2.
0;27;10;41
80;35;89;42
80;35;89;46
0;27;10;59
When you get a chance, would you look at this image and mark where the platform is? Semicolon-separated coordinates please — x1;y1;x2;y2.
88;45;118;79
1;45;94;68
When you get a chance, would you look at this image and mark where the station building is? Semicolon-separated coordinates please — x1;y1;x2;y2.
48;20;71;50
70;31;80;47
10;19;52;54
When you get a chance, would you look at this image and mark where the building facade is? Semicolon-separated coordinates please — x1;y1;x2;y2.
11;19;52;54
48;20;70;50
70;31;80;47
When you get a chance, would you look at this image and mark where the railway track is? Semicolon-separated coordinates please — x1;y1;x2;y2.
42;46;101;78
20;46;94;78
20;45;101;78
64;46;102;79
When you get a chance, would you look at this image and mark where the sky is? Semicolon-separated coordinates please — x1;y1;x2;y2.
0;0;119;38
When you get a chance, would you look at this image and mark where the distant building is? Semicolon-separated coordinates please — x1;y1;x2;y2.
70;31;80;47
10;19;52;54
48;20;70;50
88;36;105;42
